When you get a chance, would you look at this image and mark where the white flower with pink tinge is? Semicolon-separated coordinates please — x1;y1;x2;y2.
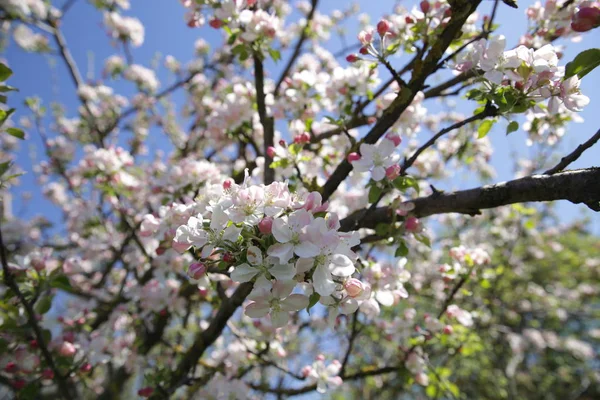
303;356;343;394
267;209;320;263
244;281;309;328
351;138;399;181
230;246;296;290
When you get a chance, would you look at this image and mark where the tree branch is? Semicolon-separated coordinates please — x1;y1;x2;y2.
340;168;600;231
319;0;483;202
544;128;600;175
0;224;75;400
253;51;275;184
400;104;498;174
152;282;253;398
273;0;319;95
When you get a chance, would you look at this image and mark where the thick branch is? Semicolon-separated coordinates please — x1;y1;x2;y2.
153;282;253;398
320;1;483;202
340;168;600;231
253;51;275;184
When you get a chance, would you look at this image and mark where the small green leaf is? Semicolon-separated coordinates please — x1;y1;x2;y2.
506;121;519;135
395;241;409;257
368;185;382;203
0;108;14;126
0;63;12;82
50;275;72;292
564;48;600;80
375;223;390;237
477;119;494;138
34;296;53;315
306;292;320;314
0;85;17;93
5;127;24;140
0;161;11;177
268;48;281;62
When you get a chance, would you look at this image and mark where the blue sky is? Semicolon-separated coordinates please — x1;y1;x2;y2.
3;0;599;235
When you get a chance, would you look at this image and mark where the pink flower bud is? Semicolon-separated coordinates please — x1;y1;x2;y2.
420;1;430;14
138;387;154;397
385;132;402;147
347;152;361;162
80;363;92;373
12;379;26;390
359;46;369;55
267;146;276;158
571;7;600;32
209;19;224;29
316;354;325;361
386;164;400;180
301;365;312;377
223;253;234;263
344;278;366;298
357;30;373;45
58;341;76;357
4;362;17;373
346;54;359;63
63;331;75;343
377;19;391;37
42;369;54;380
198;287;209;297
443;325;453;335
187;262;207;280
405;216;420;232
223;179;232;190
279;139;287;146
258;217;274;234
415;372;429;386
405;16;415;24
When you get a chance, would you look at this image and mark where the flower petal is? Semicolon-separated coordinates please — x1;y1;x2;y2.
230;263;259;283
313;264;336;296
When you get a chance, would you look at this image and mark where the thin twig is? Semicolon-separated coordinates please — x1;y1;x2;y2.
544;128;600;175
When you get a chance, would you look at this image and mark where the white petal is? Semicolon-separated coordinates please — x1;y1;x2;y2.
294;241;320;258
281;294;309;312
329;254;355;276
230;263;259;283
371;166;385;181
269;262;296;281
267;243;294;264
245;302;270;318
296;258;315;273
270;310;289;328
375;290;395;307
272;280;295;299
246;245;263;266
313;264;336;296
272;219;292;243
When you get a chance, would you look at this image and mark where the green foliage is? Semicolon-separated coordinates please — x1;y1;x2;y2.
564;48;600;80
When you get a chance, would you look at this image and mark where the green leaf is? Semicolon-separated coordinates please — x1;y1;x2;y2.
477;119;494;138
0;63;12;82
0;161;11;177
49;275;72;292
375;223;390;237
34;296;53;315
0;84;17;93
306;292;320;314
0;108;14;126
368;185;382;203
268;48;281;62
395;241;409;257
506;121;519;135
564;48;600;80
5;127;24;140
393;175;420;195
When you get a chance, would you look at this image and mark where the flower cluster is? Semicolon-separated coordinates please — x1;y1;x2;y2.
143;175;361;328
455;35;590;114
349;134;401;181
103;12;145;47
